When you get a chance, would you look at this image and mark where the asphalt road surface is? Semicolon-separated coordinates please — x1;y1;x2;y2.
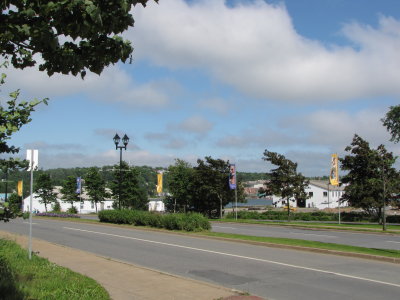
1;218;400;300
80;215;400;250
211;222;400;250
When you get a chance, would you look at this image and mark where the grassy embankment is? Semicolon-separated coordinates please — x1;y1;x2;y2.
0;238;110;300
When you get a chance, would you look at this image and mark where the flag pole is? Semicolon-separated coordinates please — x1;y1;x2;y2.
28;150;33;260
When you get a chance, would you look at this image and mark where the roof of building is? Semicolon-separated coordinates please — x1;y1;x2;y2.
309;180;345;191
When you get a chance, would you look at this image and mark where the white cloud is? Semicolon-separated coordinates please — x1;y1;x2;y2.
23;141;85;152
295;108;392;149
132;0;400;102
198;97;231;115
144;132;189;149
3;64;174;109
172;115;214;135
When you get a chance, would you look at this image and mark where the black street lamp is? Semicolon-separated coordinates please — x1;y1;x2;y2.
113;133;129;209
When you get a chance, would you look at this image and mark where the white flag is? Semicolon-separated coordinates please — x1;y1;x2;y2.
26;149;39;171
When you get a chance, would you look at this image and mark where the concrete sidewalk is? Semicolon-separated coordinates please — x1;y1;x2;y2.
0;230;262;300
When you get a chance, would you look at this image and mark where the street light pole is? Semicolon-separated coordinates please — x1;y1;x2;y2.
113;133;129;210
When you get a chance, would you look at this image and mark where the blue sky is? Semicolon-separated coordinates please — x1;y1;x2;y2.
4;0;400;175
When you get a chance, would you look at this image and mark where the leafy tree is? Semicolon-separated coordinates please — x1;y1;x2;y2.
85;167;109;213
7;193;22;212
237;172;268;182
110;162;148;210
166;159;195;213
191;156;244;218
61;175;80;211
382;105;400;143
0;71;47;170
340;134;399;228
263;150;310;221
0;68;47;221
34;173;57;212
1;0;158;77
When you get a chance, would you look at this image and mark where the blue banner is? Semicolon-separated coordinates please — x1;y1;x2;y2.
76;177;82;194
229;164;236;190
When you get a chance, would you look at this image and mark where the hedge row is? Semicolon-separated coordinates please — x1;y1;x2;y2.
226;210;400;223
98;210;211;231
35;212;80;218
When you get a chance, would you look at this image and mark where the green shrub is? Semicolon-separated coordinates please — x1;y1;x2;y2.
67;206;78;214
226;210;380;222
183;213;211;231
99;210;210;231
52;201;61;212
387;215;400;223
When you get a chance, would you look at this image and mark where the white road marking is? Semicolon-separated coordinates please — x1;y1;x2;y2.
23;222;38;225
63;226;400;289
387;241;400;244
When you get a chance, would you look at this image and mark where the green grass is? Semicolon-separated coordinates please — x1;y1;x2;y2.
0;238;110;300
214;218;400;233
197;231;400;259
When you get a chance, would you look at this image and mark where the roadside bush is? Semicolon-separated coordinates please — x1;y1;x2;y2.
35;212;80;218
67;206;78;214
99;210;210;231
182;213;211;231
225;210;386;222
52;201;61;212
387;215;400;223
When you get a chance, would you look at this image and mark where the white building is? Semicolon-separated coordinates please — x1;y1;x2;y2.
148;200;165;212
268;180;347;210
22;186;115;214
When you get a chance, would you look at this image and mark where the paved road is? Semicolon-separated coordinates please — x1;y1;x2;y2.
81;215;400;250
211;222;400;250
1;218;400;300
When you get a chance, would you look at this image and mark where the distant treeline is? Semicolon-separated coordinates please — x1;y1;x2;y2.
1;165;160;197
1;166;268;197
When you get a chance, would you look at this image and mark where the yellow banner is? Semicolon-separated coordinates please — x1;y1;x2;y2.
329;154;339;186
157;173;163;194
17;180;23;196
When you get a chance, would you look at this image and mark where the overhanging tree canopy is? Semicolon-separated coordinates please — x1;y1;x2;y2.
1;0;157;77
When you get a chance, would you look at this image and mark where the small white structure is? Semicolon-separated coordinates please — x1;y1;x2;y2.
270;180;348;210
148;200;165;212
22;186;115;214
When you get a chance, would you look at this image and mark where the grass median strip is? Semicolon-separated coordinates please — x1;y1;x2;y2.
198;231;400;259
0;238;110;300
215;219;400;233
